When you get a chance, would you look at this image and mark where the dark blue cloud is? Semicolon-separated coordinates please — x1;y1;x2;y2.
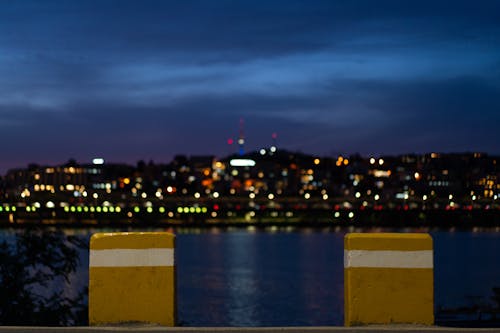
0;0;499;173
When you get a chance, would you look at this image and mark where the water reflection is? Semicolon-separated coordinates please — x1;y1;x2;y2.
225;232;259;326
176;229;347;326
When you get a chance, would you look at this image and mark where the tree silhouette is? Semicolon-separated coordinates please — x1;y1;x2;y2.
0;228;87;325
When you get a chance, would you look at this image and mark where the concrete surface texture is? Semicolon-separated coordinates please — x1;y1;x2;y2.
0;327;500;333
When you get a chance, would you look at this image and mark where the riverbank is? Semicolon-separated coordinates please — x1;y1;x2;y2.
1;207;500;227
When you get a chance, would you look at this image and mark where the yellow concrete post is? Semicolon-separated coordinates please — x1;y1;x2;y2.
89;232;176;326
344;233;434;326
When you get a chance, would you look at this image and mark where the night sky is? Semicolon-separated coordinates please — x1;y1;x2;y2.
1;0;500;173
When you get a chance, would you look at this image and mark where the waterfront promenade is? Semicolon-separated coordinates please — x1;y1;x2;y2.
1;326;500;333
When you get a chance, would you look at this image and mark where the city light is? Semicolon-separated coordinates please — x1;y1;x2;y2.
230;159;256;167
372;170;391;178
1;151;499;226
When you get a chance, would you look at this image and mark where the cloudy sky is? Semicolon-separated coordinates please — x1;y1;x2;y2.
1;0;499;172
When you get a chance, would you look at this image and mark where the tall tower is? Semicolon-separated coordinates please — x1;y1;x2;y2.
271;132;278;150
238;118;245;156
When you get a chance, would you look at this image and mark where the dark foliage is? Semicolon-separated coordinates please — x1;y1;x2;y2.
0;228;88;325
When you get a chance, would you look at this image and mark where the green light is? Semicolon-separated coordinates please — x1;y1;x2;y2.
183;207;189;213
96;207;102;213
11;206;16;212
202;207;208;213
70;206;76;212
103;207;108;213
195;207;201;213
115;206;121;213
64;206;69;212
0;207;3;212
147;207;153;213
90;206;95;212
109;206;115;213
134;206;140;213
77;206;83;212
177;207;183;213
189;207;195;213
32;206;36;212
26;206;31;212
159;207;166;213
84;206;89;212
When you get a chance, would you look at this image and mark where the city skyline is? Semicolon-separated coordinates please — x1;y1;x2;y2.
1;150;498;227
1;0;500;173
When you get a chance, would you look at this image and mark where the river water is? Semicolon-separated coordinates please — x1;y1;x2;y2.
1;226;500;326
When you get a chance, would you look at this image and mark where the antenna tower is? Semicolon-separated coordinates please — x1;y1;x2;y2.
238;118;245;156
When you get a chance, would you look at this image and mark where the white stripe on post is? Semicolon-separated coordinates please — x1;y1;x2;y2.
90;248;174;267
344;250;433;269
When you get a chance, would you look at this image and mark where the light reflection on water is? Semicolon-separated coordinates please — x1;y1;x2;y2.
1;226;499;326
175;228;345;326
